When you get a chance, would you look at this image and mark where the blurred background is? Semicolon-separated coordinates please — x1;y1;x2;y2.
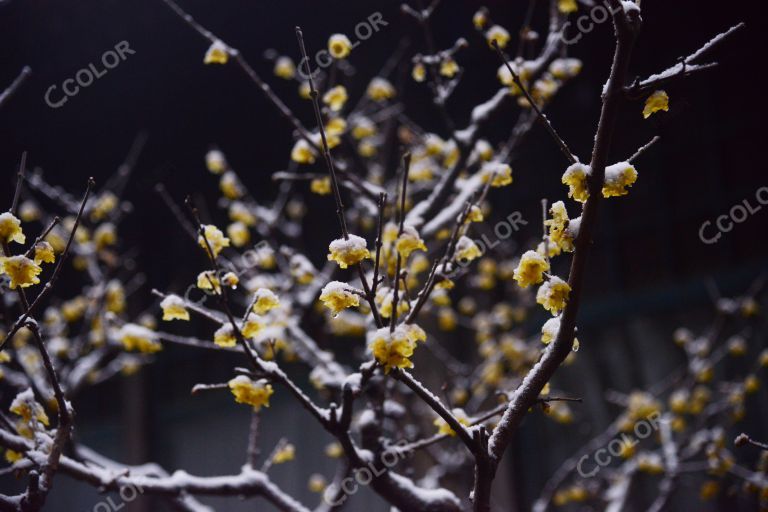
1;0;767;510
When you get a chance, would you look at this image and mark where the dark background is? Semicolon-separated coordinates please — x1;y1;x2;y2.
1;0;767;510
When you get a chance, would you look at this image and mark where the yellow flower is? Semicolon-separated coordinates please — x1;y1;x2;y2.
221;270;236;288
220;171;243;199
541;316;561;344
352;118;377;139
513;250;550;288
486;25;510;48
558;0;578;13
440;58;459;78
0;212;25;245
323;85;348;112
536;277;571;314
325;442;343;458
434;408;470;436
10;389;49;426
291;139;317;164
198;224;230;258
744;374;760;394
325;117;347;136
437;307;457;331
0;256;42;289
90;192;118;221
214;324;237;347
481;162;513;187
328;34;352;59
545;201;578;254
308;474;327;493
473;9;488;30
643;90;669;119
395;226;427;259
562;163;591;202
412;62;426;82
320;281;360;316
205;149;227;174
602;162;637;198
402;323;427;344
18;201;40;222
33;241;56;265
197;271;221;293
455;236;482;262
204;40;229;65
272;443;295;464
229;201;257;226
549;58;582;80
368;326;417;373
367;78;396;102
119;324;162;353
472;140;494;162
310;177;332;195
274;56;296;79
241;313;264;339
289;254;316;284
160;295;190;321
227;222;250;247
93;223;117;250
105;280;126;313
327;234;370;269
637;453;665;474
228;375;273;410
5;450;22;464
252;288;280;314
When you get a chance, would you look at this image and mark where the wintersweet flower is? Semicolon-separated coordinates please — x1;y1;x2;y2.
473;9;488;30
412;62;426;82
455;236;482;263
440;58;459;78
272;443;295;464
541;316;561;344
90;192;118;222
205;149;227;174
562;163;591;202
310;177;331;195
323;85;348;112
273;56;296;80
549;58;582;80
218;172;242;200
0;256;42;289
602;162;638;197
241;313;264;339
252;288;280;314
486;25;510;48
198;224;230;258
377;287;410;319
197;271;221;293
545;201;576;253
513;250;550;288
204;40;229;65
325;117;347;136
160;295;190;321
229;202;257;226
643;90;669;119
481;162;513;187
228;375;273;410
119;324;162;353
319;281;360;316
33;241;55;265
434;408;470;436
0;212;25;245
327;234;370;269
214;324;237;347
367;77;396;102
395;225;427;259
221;272;239;288
536;276;571;314
328;34;352;59
227;222;250;247
291;139;317;164
10;389;49;427
368;326;417;373
351;118;376;139
558;0;578;13
18;202;40;222
402;323;427;344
